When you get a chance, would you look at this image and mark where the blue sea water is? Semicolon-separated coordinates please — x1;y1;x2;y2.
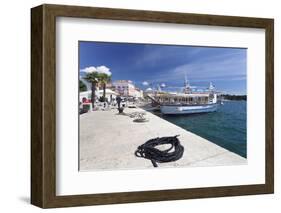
156;101;247;158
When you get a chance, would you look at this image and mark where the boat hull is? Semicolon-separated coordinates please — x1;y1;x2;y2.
160;104;218;115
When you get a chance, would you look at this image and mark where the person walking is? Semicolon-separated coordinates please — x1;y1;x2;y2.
116;96;122;109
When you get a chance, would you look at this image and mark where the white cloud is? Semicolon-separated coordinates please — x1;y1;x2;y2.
146;87;152;91
81;66;97;73
142;81;149;86
160;83;166;87
80;65;112;76
96;65;111;76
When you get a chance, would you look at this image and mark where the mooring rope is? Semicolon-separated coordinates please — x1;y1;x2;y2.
135;135;184;167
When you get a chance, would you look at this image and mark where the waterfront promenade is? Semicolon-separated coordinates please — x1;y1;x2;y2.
79;107;246;171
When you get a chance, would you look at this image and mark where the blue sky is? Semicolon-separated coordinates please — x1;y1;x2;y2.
79;41;247;95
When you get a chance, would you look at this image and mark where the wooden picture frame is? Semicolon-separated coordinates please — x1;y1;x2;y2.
31;4;274;208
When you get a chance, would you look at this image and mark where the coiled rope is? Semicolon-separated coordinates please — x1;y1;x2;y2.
135;135;184;167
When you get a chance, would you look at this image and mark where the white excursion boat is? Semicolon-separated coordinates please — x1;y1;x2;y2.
152;77;220;115
160;102;218;115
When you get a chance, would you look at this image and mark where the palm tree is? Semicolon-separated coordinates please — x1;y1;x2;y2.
98;73;111;102
84;72;99;109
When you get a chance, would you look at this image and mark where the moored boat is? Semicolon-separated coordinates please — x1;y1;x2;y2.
153;76;220;115
160;103;218;115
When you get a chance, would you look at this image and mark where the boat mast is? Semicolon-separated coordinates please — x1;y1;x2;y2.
209;82;215;91
184;72;191;94
184;72;188;87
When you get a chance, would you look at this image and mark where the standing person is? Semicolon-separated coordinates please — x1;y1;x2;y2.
116;95;122;109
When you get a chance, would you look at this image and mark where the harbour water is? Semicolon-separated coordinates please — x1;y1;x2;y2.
154;100;247;158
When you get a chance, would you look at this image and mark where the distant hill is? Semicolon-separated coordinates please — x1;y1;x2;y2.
222;94;247;101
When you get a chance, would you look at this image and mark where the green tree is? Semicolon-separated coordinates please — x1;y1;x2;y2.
79;80;87;92
84;72;99;108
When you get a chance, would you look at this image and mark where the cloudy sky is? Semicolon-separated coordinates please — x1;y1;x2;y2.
79;41;247;95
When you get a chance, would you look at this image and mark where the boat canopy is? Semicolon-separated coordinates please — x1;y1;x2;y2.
155;93;211;98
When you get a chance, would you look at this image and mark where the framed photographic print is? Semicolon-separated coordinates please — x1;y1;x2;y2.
31;4;274;208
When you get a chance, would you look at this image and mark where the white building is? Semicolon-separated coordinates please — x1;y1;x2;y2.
98;89;118;102
134;88;144;99
113;80;143;98
145;87;153;94
79;88;118;103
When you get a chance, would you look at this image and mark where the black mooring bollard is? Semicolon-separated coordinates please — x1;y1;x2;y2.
118;107;124;114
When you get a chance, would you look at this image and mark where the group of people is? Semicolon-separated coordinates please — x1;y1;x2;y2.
80;95;125;113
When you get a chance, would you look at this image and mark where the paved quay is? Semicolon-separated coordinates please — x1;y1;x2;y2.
79;107;246;171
